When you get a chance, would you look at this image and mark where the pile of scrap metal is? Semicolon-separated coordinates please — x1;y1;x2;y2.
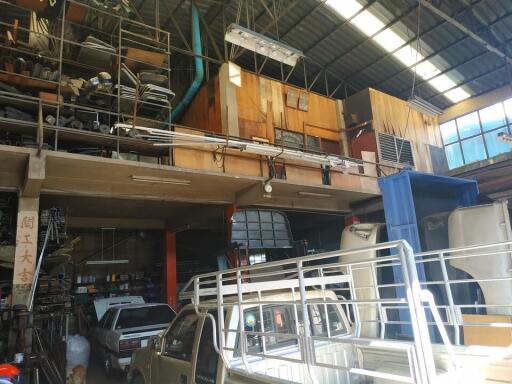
116;63;174;116
0;56;59;82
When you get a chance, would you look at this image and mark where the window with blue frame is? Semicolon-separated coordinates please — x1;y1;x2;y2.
440;99;512;169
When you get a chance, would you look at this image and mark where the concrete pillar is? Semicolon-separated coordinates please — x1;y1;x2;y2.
11;153;45;306
12;197;39;306
164;230;177;310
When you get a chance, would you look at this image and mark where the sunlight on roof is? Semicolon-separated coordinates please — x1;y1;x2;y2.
428;74;457;93
374;29;405;52
445;87;471;103
394;45;421;67
325;0;362;19
351;10;384;35
325;0;471;104
415;61;440;80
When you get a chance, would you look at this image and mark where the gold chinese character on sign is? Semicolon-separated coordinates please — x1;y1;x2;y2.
20;249;32;264
18;268;32;283
21;216;35;229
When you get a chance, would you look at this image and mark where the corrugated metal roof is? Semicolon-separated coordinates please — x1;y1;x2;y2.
133;0;512;109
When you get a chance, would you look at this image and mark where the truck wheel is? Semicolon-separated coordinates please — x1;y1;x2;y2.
104;354;114;377
132;374;145;384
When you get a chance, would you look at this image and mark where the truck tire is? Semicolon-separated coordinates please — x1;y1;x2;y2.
131;373;145;384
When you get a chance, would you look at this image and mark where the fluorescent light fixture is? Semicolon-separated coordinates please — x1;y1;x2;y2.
131;175;191;185
325;0;471;104
297;191;332;198
408;95;443;116
225;23;304;66
86;259;130;265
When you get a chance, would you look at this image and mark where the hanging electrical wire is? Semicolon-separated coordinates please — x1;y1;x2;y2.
230;0;244;60
395;0;423;169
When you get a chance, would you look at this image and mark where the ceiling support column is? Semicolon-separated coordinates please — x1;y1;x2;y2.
12;153;45;306
164;230;178;310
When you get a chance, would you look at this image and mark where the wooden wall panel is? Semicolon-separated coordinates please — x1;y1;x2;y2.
173;147;220;172
237;71;267;124
236;71;342;144
239;119;266;140
368;88;442;173
285;165;323;185
179;77;222;133
304;125;339;141
224;155;264;177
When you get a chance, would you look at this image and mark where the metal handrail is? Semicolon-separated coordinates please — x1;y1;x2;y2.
182;238;512;384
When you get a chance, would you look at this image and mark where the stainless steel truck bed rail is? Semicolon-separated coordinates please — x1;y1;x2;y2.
181;240;439;384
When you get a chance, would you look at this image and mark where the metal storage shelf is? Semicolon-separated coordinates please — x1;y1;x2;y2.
0;0;173;161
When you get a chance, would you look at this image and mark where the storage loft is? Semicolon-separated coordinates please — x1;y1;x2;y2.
176;63;445;182
344;87;447;174
0;63;447;212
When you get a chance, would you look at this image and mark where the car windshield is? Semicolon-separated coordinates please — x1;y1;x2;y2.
115;305;175;329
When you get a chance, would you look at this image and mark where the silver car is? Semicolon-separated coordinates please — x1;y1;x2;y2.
92;302;176;376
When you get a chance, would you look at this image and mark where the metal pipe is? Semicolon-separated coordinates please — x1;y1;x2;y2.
167;2;204;124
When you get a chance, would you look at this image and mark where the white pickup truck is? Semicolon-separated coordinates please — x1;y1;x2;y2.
128;240;512;384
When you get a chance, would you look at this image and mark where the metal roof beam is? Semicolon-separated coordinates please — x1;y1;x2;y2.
301;0;378;55
419;0;512;65
378;1;506;91
342;3;477;84
390;12;512;97
425;38;512;102
161;0;188;31
459;0;504;46
320;3;419;73
428;62;508;103
276;0;328;41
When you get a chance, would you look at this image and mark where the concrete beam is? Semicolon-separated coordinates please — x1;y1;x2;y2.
21;154;46;198
236;182;351;212
235;182;267;206
67;217;166;230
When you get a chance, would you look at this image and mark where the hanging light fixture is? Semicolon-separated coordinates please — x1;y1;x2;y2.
224;23;304;66
407;95;443;116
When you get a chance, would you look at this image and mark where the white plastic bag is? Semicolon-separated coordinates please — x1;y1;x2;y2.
66;335;90;370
